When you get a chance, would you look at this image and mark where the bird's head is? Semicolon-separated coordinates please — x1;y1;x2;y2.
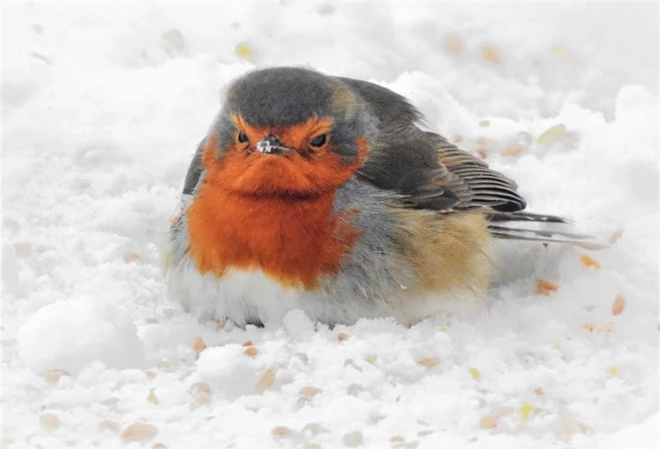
202;67;377;199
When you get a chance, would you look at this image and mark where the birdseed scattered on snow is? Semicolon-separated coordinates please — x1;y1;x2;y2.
502;144;522;157
271;425;294;438
120;423;158;442
418;357;440;368
40;369;69;383
580;254;602;270
536;124;566;145
147;389;158;405
443;34;464;54
302;422;328;436
520;403;536;420
192;337;206;357
256;368;276;393
300;386;322;398
481;44;501;64
244;347;259;357
39;413;61;430
479;415;498;429
610;229;624;244
535;280;559;296
190;381;211;394
612;295;626;315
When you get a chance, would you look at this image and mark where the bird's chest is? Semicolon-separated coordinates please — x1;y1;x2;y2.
184;186;357;290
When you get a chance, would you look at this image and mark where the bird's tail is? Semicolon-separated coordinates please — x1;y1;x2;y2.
486;211;608;250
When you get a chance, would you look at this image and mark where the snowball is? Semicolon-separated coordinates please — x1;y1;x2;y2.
282;309;315;338
196;345;258;398
17;297;145;374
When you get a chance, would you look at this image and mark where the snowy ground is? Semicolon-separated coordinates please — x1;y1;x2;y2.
2;3;658;449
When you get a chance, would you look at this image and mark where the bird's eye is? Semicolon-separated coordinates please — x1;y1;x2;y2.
237;131;249;143
309;134;327;147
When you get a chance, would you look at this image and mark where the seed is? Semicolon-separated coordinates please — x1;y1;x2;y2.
610;229;624;244
580;254;601;270
41;369;69;383
502;144;522;157
302;422;328;436
535;279;559;296
520;403;536;420
271;426;293;438
123;252;140;263
244;347;258;357
300;386;322;398
192;337;206;357
147;389;158;405
418;357;440;368
120;423;158;442
444;34;464;54
481;45;501;64
583;323;596;332
194;394;211;405
40;413;61;429
190;381;211;394
536;124;566;145
256;368;276;392
479;415;497;429
235;42;255;60
611;295;626;316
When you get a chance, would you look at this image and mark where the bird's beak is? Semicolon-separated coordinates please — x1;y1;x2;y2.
256;136;291;155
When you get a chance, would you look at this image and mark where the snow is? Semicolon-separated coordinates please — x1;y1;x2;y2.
2;2;658;449
16;297;145;374
282;309;315;339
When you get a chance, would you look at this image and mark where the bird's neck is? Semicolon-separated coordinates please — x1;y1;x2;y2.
185;183;357;290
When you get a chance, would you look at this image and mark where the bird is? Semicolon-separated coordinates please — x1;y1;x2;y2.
163;66;601;327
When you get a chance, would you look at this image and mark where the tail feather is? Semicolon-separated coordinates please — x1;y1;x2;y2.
487;211;608;250
486;211;570;224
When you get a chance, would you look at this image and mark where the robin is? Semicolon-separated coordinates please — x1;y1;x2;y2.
163;67;600;327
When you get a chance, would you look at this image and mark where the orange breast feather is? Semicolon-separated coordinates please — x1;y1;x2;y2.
186;137;363;290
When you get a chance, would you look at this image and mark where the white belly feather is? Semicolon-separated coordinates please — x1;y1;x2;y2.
166;252;302;326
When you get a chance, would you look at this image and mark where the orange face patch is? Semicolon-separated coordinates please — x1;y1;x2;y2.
185;132;368;289
208;115;367;198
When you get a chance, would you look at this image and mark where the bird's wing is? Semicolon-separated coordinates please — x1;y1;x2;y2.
426;132;526;212
181;138;208;196
339;77;525;212
358;129;526;212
